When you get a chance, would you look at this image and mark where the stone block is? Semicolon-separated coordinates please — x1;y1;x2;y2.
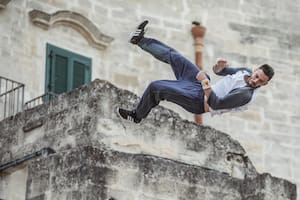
113;73;139;87
27;194;45;200
265;110;287;123
222;1;240;10
48;0;68;8
113;170;142;191
92;4;109;18
142;178;177;199
270;123;291;135
106;188;136;200
206;191;241;200
138;194;166;200
241;173;297;200
176;184;206;200
66;191;82;200
235;110;262;122
21;146;297;200
249;56;269;65
26;161;50;199
220;52;248;64
264;157;292;179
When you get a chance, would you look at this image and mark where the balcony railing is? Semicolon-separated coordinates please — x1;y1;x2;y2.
0;76;60;121
0;76;25;120
24;92;58;110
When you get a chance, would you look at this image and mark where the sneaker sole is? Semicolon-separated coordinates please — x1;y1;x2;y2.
137;20;149;29
129;20;149;44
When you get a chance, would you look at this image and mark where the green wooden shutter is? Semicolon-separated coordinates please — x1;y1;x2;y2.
46;43;92;95
73;61;86;89
53;54;68;94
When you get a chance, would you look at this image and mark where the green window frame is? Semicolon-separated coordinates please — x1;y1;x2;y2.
45;43;92;95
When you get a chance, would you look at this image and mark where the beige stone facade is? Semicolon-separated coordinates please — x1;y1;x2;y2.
0;80;296;199
0;0;299;198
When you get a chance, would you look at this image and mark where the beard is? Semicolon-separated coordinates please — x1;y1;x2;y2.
245;75;259;88
248;79;260;88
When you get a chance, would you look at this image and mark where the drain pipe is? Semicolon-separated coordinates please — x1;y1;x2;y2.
0;147;55;172
191;21;206;125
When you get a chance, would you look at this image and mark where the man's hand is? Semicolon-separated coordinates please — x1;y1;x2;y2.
213;58;228;73
196;71;208;81
196;71;212;104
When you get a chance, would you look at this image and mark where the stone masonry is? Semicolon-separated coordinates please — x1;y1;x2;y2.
0;79;297;199
0;0;299;198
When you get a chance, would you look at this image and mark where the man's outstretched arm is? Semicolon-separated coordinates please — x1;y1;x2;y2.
213;58;252;76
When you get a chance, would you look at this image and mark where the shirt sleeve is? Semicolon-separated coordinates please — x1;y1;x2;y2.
208;87;254;110
215;67;252;76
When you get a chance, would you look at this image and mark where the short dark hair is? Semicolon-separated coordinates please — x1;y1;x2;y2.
259;64;274;80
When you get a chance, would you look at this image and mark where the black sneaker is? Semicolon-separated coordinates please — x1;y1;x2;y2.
118;108;141;123
129;20;149;44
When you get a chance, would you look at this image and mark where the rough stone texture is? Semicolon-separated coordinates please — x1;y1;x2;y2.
0;79;297;200
28;9;114;50
0;0;299;198
0;80;256;178
23;146;296;200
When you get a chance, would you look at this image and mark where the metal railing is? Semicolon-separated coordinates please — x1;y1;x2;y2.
0;76;60;121
0;76;25;120
24;92;58;110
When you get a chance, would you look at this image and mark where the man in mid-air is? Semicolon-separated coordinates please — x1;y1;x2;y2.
118;20;274;123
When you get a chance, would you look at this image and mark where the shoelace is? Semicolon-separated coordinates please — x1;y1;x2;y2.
127;115;134;122
133;29;142;36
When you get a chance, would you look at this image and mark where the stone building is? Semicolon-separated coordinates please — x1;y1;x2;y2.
0;0;299;199
0;80;297;199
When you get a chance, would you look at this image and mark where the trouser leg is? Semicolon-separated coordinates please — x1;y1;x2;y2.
138;38;200;81
135;80;205;120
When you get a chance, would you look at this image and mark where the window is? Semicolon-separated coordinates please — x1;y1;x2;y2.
45;44;92;95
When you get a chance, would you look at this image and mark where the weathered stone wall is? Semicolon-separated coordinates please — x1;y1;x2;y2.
0;0;299;197
24;146;296;200
0;80;297;199
0;80;257;178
